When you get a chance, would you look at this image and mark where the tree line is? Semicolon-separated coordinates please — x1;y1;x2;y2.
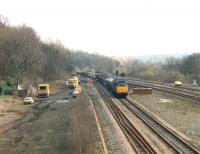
0;15;119;94
0;18;73;84
71;51;120;73
126;53;200;84
1;14;200;95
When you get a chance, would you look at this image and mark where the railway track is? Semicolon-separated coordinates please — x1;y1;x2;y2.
127;80;200;101
95;81;200;154
95;83;157;154
82;74;200;153
120;97;200;154
126;78;200;94
126;78;200;93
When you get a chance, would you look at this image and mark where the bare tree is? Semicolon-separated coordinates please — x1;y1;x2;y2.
0;15;9;27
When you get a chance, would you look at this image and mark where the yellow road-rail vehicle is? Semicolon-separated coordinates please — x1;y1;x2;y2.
75;85;82;93
67;76;79;89
37;84;50;98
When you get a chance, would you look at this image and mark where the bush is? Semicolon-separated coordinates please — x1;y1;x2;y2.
4;88;13;95
0;77;15;95
4;76;16;87
161;70;185;83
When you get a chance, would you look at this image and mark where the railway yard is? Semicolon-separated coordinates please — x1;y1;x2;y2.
2;3;200;154
0;75;200;153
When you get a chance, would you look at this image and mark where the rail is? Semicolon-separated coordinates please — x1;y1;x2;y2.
95;83;157;154
120;97;200;154
128;80;200;101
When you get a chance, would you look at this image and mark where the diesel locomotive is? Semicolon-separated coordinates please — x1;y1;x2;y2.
96;73;128;98
104;77;128;98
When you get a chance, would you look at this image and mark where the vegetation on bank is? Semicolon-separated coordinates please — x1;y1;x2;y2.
1;15;200;95
126;53;200;84
71;51;120;73
0;15;119;95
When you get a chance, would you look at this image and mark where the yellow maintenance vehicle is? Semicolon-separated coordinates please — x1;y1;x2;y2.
75;85;82;93
67;76;79;89
37;84;50;98
72;85;82;98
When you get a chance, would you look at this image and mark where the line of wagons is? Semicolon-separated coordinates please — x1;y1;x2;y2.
84;72;129;98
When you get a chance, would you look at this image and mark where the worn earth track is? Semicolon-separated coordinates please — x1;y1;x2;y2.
95;83;157;154
120;97;200;154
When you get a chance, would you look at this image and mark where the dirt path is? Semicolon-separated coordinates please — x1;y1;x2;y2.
0;96;30;133
0;90;104;153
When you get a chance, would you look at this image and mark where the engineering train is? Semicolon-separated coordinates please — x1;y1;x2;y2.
96;73;129;98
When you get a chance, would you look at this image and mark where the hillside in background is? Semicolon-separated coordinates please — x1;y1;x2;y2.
112;53;189;65
71;51;120;73
135;53;188;62
1;14;200;90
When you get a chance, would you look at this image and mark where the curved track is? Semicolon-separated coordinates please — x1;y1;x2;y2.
126;78;200;93
81;74;200;153
121;97;200;154
95;83;157;154
127;80;200;101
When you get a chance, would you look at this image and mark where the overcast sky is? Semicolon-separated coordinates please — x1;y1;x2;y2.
1;0;200;56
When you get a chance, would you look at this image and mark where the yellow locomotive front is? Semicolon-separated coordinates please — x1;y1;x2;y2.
113;79;129;98
116;86;129;94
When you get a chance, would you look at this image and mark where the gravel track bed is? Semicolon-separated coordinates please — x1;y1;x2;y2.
113;98;176;154
129;90;200;150
83;82;134;154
